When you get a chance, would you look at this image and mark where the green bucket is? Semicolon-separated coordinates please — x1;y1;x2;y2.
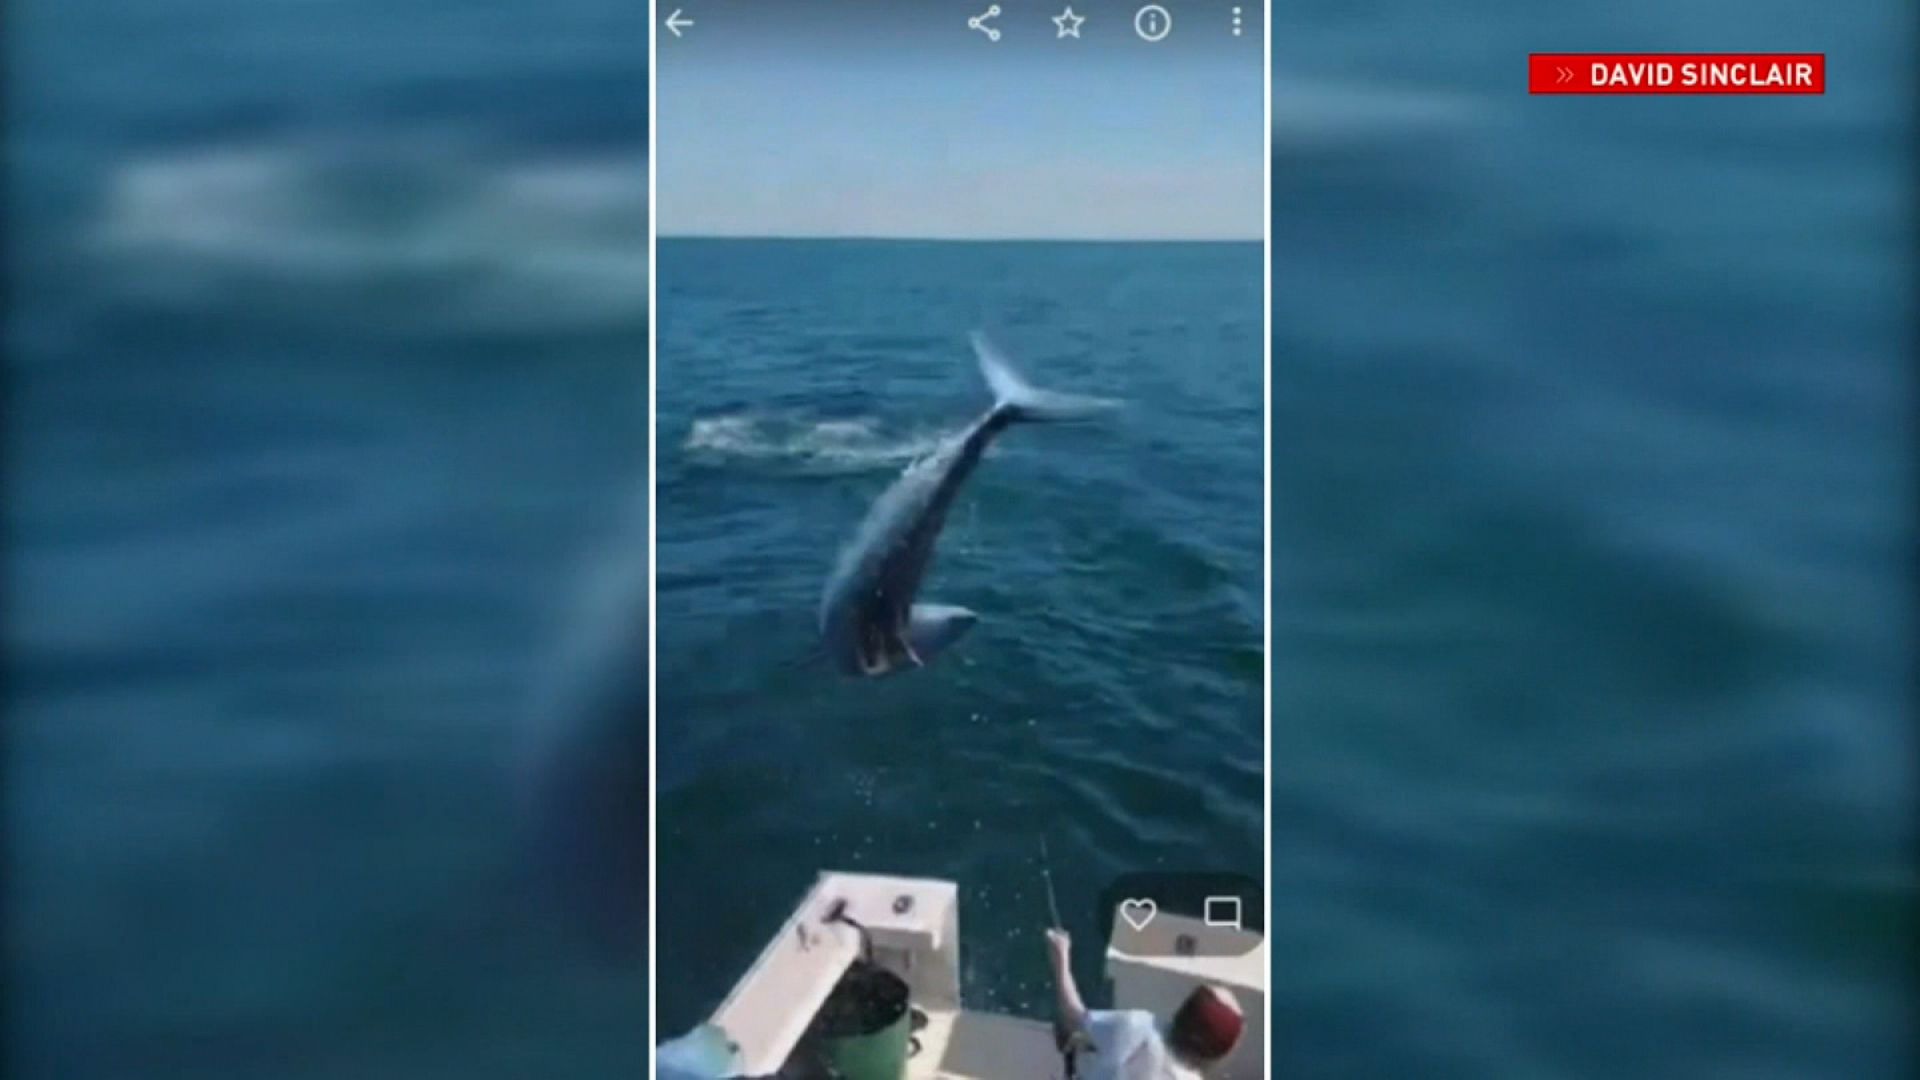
811;961;912;1080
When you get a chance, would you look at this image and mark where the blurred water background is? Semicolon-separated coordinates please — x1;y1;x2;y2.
1270;2;1915;1077
5;2;648;1076
5;0;1917;1077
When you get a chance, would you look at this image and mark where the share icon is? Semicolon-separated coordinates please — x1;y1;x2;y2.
968;4;1002;41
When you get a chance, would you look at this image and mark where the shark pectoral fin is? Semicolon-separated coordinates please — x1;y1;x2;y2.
906;603;980;664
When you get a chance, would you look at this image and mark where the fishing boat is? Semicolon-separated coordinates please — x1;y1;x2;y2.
701;871;1267;1078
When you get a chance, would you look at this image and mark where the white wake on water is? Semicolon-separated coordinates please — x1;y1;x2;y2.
88;139;648;330
682;414;954;474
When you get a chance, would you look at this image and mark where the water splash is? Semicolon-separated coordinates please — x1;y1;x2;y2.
682;413;954;474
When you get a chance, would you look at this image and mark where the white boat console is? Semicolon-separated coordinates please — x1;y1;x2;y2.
705;871;1265;1079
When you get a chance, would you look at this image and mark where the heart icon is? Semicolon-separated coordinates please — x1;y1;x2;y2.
1118;897;1157;932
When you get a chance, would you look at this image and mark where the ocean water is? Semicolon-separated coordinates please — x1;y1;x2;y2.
1271;2;1915;1077
5;2;648;1077
653;238;1267;1033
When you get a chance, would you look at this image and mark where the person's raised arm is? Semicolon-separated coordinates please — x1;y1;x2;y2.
1045;928;1090;1032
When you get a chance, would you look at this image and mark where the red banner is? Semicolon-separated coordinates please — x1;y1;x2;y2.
1528;53;1825;94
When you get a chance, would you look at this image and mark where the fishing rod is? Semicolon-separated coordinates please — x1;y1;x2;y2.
1040;835;1064;931
1039;835;1094;1078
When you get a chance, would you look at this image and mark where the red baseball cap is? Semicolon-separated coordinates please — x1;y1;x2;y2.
1170;984;1244;1062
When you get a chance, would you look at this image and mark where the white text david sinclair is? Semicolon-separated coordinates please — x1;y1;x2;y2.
1590;60;1819;89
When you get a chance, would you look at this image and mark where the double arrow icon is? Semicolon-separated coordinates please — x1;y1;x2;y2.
1555;65;1574;84
664;8;694;37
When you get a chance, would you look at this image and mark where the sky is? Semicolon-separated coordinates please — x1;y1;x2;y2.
656;2;1265;240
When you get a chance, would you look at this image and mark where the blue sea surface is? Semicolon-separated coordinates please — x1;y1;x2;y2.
653;238;1268;1033
6;1;648;1076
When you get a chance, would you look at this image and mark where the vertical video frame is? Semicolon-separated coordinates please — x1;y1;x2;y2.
654;3;1269;1076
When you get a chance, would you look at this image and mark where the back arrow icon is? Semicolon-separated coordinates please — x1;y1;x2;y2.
665;9;693;36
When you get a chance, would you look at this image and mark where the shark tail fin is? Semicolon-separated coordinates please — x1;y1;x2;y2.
971;331;1118;423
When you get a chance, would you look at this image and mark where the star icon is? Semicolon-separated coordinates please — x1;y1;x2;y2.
1052;5;1086;38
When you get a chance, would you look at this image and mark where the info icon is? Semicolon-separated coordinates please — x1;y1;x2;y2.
1134;4;1171;42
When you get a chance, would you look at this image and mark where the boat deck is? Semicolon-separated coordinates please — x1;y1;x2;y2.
706;872;1263;1078
908;1009;1064;1080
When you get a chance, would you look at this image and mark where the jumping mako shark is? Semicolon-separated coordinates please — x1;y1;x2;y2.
819;333;1114;677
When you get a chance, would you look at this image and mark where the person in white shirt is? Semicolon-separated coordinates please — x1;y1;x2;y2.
1045;928;1245;1079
